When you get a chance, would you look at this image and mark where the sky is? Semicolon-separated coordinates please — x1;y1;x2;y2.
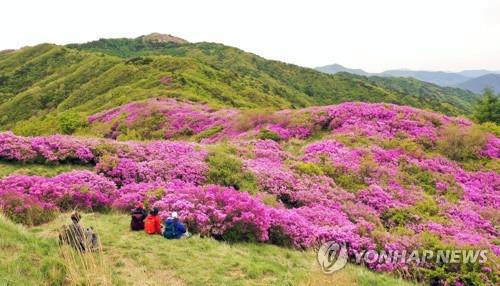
2;0;500;73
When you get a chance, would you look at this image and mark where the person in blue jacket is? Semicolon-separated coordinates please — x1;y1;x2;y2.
163;211;188;239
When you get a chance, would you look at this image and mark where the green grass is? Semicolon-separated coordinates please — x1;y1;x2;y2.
0;161;92;178
22;213;419;286
0;214;65;285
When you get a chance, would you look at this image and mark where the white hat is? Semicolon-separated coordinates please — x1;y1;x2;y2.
172;211;178;218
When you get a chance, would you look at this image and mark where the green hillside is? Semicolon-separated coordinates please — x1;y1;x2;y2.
69;35;478;114
0;34;477;135
366;75;477;114
0;211;419;286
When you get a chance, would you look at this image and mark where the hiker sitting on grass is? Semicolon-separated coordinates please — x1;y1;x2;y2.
163;211;189;239
59;212;99;252
144;207;162;235
130;202;147;231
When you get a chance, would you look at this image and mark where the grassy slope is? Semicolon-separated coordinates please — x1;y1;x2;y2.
0;36;477;135
0;161;92;178
0;214;65;285
21;213;418;286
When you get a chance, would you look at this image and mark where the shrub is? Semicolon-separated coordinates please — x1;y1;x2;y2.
381;208;418;229
268;225;294;248
399;163;436;195
205;149;258;193
221;222;260;242
478;122;500;136
57;112;88;135
112;182;167;210
413;197;439;218
194;125;224;142
257;128;281;141
437;125;487;161
153;183;271;242
0;191;58;226
117;111;165;140
323;165;367;192
233;109;279;131
293;162;323;176
0;171;117;212
125;56;153;65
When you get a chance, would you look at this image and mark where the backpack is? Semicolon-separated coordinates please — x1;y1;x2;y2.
163;219;177;239
84;227;100;252
131;212;146;231
144;216;157;234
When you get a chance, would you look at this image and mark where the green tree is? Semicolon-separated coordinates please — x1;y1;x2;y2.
57;112;88;134
474;88;500;124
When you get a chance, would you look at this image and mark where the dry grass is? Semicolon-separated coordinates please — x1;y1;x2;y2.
59;234;112;286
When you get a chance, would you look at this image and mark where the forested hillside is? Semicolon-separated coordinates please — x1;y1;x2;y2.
0;34;478;136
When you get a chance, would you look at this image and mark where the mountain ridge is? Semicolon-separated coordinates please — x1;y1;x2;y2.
316;63;500;91
458;73;500;93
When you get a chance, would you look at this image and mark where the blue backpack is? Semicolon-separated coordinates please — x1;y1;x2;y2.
164;218;186;239
163;218;177;239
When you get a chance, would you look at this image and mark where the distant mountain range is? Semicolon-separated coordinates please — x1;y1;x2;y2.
316;64;500;93
315;64;372;76
458;74;500;94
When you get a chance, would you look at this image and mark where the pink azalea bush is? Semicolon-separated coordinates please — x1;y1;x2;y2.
0;171;116;211
0;132;37;161
357;185;403;213
152;181;271;242
0;190;58;226
88;98;237;140
302;140;364;171
86;100;474;144
1;100;499;285
96;141;208;186
480;136;500;158
112;181;167;210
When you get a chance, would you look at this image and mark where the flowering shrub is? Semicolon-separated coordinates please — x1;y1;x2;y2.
88;98;237;141
86;100;472;143
112;181;167;210
268;208;316;248
1;101;499;285
0;191;58;226
357;185;403;213
31;135;96;163
97;154;207;187
0;132;37;161
153;181;271;242
302;140;364;171
0;171;116;211
0;132;97;163
481;136;500;158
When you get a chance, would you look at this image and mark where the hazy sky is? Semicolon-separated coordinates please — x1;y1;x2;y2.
2;0;499;72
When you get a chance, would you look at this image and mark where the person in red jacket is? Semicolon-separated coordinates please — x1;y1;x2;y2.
144;207;162;235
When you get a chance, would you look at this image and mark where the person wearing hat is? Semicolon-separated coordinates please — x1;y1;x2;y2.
163;211;188;239
59;212;99;252
130;202;147;231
